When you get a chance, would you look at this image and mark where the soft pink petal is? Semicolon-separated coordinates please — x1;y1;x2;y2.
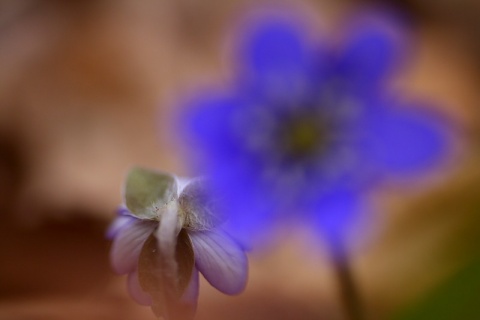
189;229;248;295
127;269;153;306
110;219;157;274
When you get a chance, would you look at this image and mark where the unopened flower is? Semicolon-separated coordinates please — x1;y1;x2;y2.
181;7;453;244
108;167;248;319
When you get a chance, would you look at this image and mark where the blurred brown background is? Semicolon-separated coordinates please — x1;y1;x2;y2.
0;0;479;319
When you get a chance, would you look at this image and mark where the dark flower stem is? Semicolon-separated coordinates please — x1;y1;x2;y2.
328;235;365;320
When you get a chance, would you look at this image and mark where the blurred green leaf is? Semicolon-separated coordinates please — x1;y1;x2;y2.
124;167;177;219
394;256;480;320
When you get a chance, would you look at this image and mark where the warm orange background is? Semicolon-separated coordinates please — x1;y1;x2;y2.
0;1;479;319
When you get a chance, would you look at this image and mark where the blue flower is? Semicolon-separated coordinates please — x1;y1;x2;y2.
180;8;453;245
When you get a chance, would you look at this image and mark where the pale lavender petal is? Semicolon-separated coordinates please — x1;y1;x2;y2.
117;206;130;216
179;178;226;230
180;267;199;307
110;219;157;274
176;176;193;194
106;215;135;239
127;269;153;306
189;229;248;295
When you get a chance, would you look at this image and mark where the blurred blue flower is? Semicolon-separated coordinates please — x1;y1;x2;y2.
180;8;452;245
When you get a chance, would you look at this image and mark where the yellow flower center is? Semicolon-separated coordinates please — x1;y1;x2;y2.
279;115;327;161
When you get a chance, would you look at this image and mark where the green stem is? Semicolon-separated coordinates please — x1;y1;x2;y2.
329;236;365;320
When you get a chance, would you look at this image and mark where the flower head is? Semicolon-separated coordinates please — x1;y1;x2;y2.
180;7;453;244
108;167;248;319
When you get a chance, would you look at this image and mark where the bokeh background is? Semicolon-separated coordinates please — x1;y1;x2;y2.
0;0;479;319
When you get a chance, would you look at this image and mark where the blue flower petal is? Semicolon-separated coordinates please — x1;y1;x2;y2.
335;11;409;93
235;10;317;100
222;195;276;248
178;8;453;251
310;188;364;240
181;90;244;160
363;101;450;177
